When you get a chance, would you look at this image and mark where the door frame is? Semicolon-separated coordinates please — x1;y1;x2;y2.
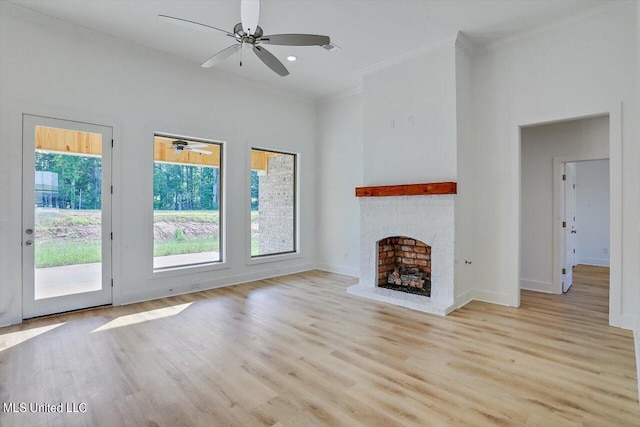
22;114;114;319
553;154;608;295
511;102;623;329
0;100;122;327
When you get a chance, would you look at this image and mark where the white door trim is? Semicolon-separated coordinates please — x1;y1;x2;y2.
22;114;113;319
553;154;608;295
512;102;623;328
0;98;122;327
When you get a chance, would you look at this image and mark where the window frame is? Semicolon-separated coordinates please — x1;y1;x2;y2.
152;132;226;274
247;147;301;264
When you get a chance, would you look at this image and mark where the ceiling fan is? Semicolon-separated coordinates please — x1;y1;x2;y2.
159;0;330;76
170;140;212;156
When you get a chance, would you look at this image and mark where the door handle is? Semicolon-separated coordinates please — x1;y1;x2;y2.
25;229;33;235
25;240;33;246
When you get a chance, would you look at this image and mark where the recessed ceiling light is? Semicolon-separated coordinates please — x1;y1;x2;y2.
287;55;297;62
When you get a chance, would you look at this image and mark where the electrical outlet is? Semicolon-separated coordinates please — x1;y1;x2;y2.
603;248;609;254
191;283;200;290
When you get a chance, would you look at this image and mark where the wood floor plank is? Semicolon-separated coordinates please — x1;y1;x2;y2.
0;265;638;426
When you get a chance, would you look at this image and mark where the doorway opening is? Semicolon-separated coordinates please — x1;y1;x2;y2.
561;159;610;293
519;115;611;317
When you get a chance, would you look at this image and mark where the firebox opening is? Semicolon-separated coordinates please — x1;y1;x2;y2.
377;236;431;297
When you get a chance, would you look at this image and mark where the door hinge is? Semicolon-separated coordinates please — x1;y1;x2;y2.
562;268;567;274
111;139;114;147
111;279;114;288
573;248;575;254
562;174;566;180
562;221;566;228
573;184;576;189
110;232;113;240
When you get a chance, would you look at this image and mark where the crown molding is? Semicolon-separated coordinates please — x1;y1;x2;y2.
483;1;632;52
316;86;363;106
455;32;475;56
358;34;458;77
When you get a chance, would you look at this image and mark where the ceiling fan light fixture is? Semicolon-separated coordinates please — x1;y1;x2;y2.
287;55;297;62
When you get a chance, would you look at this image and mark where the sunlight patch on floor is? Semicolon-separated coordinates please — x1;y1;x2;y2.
0;322;66;352
91;303;193;333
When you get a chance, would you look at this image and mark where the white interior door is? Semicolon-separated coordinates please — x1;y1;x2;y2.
563;162;577;292
22;115;112;318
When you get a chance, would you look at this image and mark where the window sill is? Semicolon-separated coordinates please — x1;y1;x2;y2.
152;260;228;278
246;251;302;266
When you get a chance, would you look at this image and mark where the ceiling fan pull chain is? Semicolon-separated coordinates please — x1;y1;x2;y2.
240;42;243;66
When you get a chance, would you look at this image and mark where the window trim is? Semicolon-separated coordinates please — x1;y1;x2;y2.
152;132;226;273
247;147;300;264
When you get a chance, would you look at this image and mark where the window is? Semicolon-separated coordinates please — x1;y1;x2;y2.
250;148;297;257
153;134;222;270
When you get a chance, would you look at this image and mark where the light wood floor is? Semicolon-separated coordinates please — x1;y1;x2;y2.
1;265;638;426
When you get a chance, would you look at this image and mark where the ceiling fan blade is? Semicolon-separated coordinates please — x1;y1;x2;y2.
188;149;213;155
260;34;330;47
252;46;289;76
173;149;182;156
187;143;208;148
241;0;260;36
201;44;241;68
158;15;232;36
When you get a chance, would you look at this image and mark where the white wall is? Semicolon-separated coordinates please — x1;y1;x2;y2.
316;38;474;286
362;42;457;186
453;40;475;303
520;117;609;292
0;4;317;326
575;159;610;267
472;3;638;326
316;93;363;276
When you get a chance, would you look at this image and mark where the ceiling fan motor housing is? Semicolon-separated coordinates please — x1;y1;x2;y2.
172;140;188;148
233;23;263;45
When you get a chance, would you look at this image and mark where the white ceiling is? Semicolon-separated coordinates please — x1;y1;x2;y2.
8;0;619;100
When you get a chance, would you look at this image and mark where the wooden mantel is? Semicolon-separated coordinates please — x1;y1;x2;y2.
355;182;457;197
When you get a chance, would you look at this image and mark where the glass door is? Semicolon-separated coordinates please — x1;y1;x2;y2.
22;115;112;318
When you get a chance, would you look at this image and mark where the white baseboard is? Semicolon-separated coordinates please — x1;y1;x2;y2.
118;263;317;306
612;314;637;331
452;289;517;310
634;318;640;406
520;278;557;293
0;303;22;328
576;257;610;267
472;289;517;307
454;290;474;309
0;312;20;328
316;263;359;278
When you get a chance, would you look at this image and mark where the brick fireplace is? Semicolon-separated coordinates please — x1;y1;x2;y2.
377;237;431;296
347;182;456;315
